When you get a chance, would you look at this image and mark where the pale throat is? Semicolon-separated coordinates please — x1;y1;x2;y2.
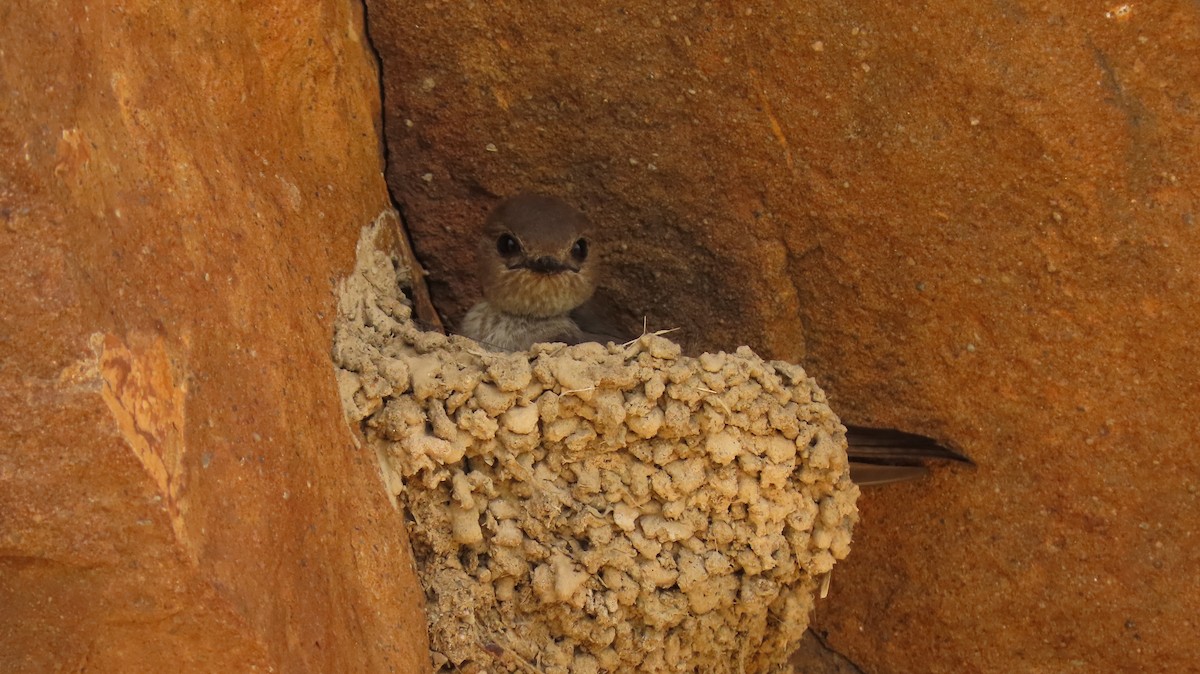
485;267;594;318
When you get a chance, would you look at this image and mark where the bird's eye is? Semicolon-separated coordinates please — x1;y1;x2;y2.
570;238;588;261
496;233;522;256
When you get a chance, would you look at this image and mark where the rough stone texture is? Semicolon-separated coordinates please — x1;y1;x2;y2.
367;1;1200;672
334;224;858;673
1;1;429;672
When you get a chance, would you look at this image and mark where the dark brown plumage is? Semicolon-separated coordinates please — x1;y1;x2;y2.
843;426;971;485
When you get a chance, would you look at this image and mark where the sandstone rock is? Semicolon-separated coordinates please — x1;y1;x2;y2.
0;2;428;671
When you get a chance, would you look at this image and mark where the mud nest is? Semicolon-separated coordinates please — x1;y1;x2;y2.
333;221;860;673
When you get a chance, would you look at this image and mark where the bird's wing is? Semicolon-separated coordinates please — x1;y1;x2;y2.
844;425;972;486
849;463;933;486
569;296;630;344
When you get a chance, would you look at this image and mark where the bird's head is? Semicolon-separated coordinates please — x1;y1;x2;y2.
477;193;598;318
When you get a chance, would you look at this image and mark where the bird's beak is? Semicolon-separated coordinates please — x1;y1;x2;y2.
520;256;573;274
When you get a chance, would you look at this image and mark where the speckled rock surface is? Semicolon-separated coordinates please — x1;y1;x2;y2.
0;1;428;671
366;1;1200;671
334;224;858;673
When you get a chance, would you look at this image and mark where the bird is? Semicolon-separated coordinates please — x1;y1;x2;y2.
460;193;970;484
460;193;605;351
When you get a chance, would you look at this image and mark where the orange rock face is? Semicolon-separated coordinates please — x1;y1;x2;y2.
368;1;1200;672
1;1;428;672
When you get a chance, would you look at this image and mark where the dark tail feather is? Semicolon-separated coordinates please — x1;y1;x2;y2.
844;425;972;486
849;463;933;486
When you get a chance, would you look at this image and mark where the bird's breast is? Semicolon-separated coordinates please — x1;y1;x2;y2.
461;301;583;351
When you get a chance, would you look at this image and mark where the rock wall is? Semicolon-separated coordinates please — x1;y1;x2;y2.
0;1;428;671
366;1;1200;672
